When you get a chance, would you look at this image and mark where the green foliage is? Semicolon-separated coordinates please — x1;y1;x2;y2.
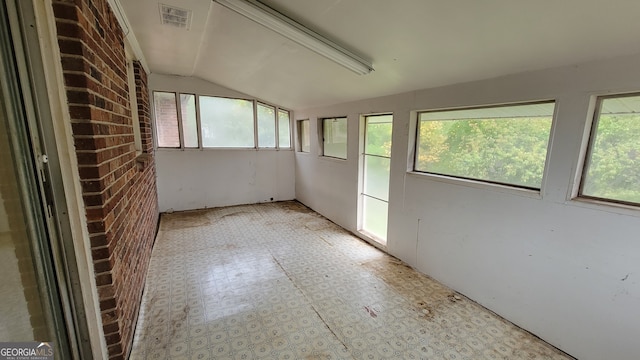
416;111;640;203
583;114;640;203
365;122;392;157
416;117;552;188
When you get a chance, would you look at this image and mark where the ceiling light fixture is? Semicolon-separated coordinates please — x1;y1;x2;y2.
213;0;374;75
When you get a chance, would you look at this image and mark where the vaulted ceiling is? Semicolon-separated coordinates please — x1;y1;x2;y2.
120;0;640;109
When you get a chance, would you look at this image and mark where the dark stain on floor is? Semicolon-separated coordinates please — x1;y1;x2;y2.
161;210;211;230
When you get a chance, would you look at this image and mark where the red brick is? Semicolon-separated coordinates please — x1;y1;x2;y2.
102;321;119;335
53;2;158;357
52;2;80;21
58;38;84;56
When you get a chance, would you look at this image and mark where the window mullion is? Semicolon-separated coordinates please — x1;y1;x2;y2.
275;107;280;149
176;92;185;150
253;100;258;149
195;94;202;149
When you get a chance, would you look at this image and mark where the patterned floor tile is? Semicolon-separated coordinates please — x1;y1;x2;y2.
129;201;573;360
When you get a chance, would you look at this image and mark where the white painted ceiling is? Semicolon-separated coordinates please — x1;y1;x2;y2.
120;0;640;110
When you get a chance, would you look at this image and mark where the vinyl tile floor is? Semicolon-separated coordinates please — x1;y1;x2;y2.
129;201;573;360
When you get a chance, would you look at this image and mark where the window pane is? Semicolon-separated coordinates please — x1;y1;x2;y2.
581;95;640;204
415;102;554;189
365;115;392;157
278;109;291;148
153;92;179;148
299;120;310;152
364;155;390;201
257;103;276;148
362;196;388;241
323;117;347;159
180;94;198;148
200;96;254;148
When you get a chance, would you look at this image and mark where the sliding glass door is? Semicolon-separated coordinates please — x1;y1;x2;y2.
0;1;80;357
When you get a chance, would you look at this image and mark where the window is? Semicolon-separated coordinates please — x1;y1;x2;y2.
180;94;198;148
200;96;254;148
278;109;291;148
153;91;180;148
298;119;310;152
322;117;347;159
415;101;555;189
257;103;276;148
153;92;291;150
580;94;640;205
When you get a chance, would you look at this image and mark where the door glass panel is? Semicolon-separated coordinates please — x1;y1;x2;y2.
362;196;389;240
365;115;392;157
0;93;50;341
364;156;390;201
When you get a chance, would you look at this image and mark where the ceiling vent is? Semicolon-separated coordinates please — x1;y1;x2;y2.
159;3;192;30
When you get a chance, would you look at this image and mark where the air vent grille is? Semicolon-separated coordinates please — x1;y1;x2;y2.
159;3;192;29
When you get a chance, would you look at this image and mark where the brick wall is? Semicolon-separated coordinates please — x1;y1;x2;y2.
51;0;159;358
135;64;153;153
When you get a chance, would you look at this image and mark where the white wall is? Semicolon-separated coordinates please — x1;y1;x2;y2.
150;74;296;212
294;52;640;360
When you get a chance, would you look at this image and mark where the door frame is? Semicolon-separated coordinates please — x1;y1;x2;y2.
2;0;105;358
357;113;393;248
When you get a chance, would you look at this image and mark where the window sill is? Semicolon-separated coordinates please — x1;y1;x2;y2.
406;171;542;199
135;153;152;171
568;197;640;217
320;155;347;162
257;147;294;151
155;147;294;151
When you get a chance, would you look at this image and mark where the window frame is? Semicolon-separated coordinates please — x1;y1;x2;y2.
321;116;348;160
577;92;640;207
151;91;293;151
359;113;394;243
153;90;181;149
199;94;256;149
297;119;310;153
277;108;292;149
256;102;277;149
179;93;199;148
413;100;556;191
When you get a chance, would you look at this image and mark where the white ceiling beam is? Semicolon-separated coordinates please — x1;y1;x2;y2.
214;0;374;75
